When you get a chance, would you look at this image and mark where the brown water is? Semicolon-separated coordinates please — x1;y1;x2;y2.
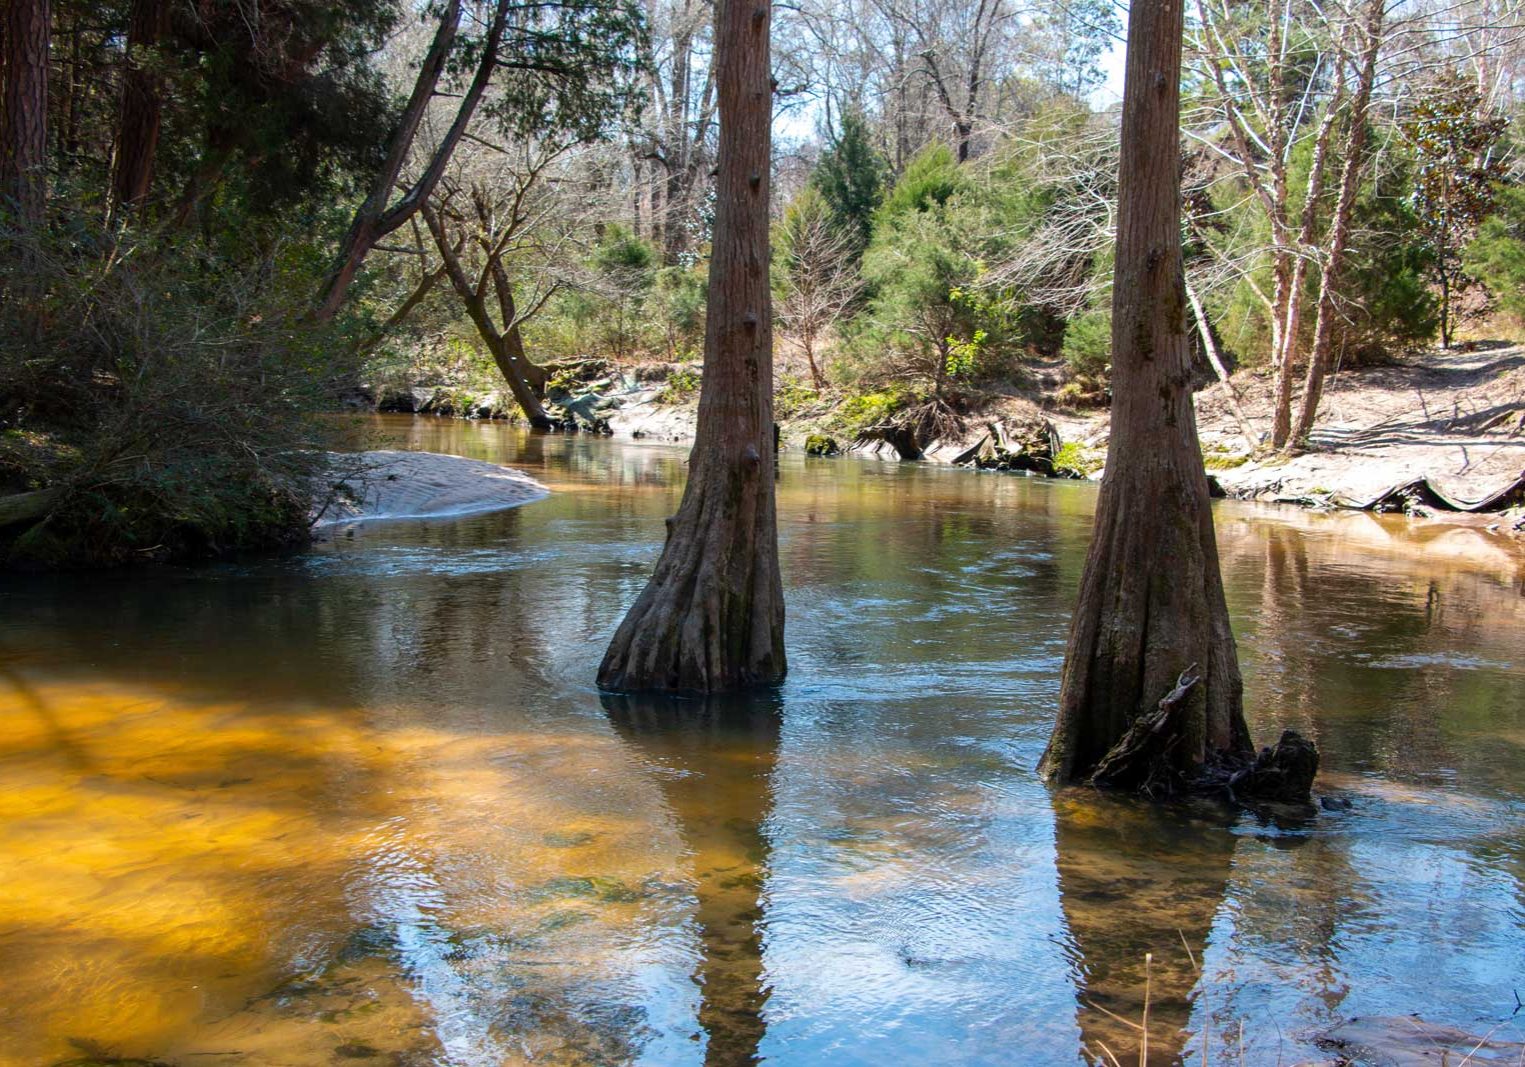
3;416;1524;1066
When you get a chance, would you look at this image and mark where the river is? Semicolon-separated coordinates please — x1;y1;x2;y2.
2;415;1523;1066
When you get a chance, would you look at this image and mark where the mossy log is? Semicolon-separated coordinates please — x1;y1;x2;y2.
0;487;61;528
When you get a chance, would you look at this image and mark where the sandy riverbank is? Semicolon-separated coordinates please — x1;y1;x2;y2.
312;450;548;528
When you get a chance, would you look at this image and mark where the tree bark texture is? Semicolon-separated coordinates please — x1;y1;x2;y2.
109;0;170;215
1039;0;1252;784
598;0;785;694
1;0;50;234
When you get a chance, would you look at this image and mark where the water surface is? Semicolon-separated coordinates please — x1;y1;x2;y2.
3;417;1523;1066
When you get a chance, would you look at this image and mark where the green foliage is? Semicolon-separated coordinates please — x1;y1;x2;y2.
1404;72;1509;342
944;328;987;380
651;265;708;359
1340;172;1439;357
1465;184;1525;322
811;109;888;258
773;377;820;420
1;211;355;567
481;0;649;143
657;367;701;403
878;143;962;219
835;386;913;433
1061;308;1111;381
1053;441;1104;477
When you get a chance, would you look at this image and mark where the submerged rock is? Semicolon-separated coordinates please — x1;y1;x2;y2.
1314;1015;1525;1065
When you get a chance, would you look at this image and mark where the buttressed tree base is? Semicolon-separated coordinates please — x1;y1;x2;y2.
1038;0;1315;804
597;0;786;695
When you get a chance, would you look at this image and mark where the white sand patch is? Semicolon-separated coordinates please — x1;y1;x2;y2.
312;450;548;528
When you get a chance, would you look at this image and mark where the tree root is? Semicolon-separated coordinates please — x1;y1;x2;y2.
1089;666;1319;808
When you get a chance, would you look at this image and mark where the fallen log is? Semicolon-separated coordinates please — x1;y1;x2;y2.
0;487;62;528
1334;469;1525;514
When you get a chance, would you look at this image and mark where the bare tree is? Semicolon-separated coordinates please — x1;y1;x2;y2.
1290;0;1386;447
418;140;582;427
633;0;718;262
775;187;863;387
1188;0;1353;449
599;0;785;693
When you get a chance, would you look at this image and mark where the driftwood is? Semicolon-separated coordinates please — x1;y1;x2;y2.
1090;666;1319;806
854;423;923;460
951;417;1065;476
1334;469;1525;513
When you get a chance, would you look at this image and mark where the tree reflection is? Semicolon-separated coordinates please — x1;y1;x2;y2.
1051;790;1237;1065
602;692;781;1066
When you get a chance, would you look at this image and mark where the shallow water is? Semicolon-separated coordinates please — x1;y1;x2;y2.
2;416;1523;1066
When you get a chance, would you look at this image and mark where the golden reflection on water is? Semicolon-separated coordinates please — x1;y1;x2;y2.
0;672;701;1065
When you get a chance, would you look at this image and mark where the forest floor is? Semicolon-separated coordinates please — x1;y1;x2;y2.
1187;341;1525;509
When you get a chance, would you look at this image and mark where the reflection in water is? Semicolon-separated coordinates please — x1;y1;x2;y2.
2;418;1523;1065
1052;793;1237;1065
603;693;781;1066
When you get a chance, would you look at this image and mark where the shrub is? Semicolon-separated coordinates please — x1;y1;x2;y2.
0;218;356;567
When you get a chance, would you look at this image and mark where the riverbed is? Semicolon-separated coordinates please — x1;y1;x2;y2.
2;415;1522;1066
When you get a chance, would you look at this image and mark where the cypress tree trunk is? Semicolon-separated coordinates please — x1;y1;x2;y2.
1;0;50;235
1039;0;1253;784
598;0;785;694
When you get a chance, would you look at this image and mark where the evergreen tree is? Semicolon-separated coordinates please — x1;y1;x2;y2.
1405;72;1509;348
811;108;887;260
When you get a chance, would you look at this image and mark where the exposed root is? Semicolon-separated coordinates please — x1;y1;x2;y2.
1090;667;1320;807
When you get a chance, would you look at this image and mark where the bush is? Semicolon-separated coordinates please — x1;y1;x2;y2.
1465;183;1525;323
656;366;701;403
835;386;914;434
1060;308;1112;403
0;217;356;567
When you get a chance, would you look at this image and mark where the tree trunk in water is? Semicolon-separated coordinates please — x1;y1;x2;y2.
109;0;170;215
1039;0;1253;784
1290;0;1384;450
1;0;50;236
598;0;785;694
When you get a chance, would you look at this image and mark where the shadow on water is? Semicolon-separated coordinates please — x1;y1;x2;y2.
1051;791;1239;1066
601;691;781;1067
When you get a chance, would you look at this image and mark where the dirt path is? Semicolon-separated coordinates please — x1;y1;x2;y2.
1193;343;1525;506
